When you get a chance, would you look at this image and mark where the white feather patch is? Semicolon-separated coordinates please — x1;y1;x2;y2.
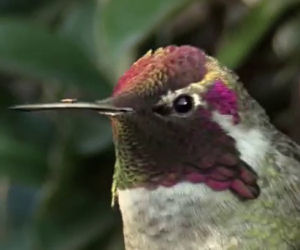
212;111;270;171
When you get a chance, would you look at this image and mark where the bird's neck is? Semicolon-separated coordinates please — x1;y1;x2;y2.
117;143;298;250
118;182;239;250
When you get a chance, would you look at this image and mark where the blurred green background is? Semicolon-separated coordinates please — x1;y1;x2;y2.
1;0;300;249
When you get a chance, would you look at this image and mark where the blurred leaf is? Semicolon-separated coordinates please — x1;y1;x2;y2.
0;18;110;96
7;185;39;229
0;128;47;185
36;202;116;250
217;0;299;68
0;185;39;250
73;116;112;156
29;112;117;250
96;0;194;81
273;13;300;59
35;178;117;250
59;1;98;62
0;226;35;250
0;0;47;14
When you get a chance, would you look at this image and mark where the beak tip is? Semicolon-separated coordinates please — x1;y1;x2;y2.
9;105;34;112
9;105;22;111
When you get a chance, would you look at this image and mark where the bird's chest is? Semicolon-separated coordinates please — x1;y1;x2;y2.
118;182;239;250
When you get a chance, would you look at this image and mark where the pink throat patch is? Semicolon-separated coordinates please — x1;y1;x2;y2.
148;160;259;200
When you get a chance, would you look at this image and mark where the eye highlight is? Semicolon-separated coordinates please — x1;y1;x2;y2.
173;94;194;114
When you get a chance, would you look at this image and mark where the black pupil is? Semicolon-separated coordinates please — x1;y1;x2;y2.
173;95;193;113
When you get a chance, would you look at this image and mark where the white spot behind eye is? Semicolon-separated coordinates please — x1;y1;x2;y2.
191;93;206;108
212;111;270;172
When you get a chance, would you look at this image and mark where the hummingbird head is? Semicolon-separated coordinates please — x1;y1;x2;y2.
12;45;264;202
110;46;260;201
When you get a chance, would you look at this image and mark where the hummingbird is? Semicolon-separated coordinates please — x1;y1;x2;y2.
12;45;300;250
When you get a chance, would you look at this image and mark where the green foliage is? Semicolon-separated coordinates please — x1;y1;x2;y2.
1;0;300;249
0;128;47;184
96;0;194;80
216;0;300;68
0;18;109;93
273;12;300;59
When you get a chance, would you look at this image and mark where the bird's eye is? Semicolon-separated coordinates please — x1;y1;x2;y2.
173;94;193;114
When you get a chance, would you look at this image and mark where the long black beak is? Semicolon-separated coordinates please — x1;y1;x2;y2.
10;98;133;116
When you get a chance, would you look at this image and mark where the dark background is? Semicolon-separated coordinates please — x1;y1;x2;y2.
0;0;300;249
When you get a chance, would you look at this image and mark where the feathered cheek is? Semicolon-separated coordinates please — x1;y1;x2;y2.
203;80;240;124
